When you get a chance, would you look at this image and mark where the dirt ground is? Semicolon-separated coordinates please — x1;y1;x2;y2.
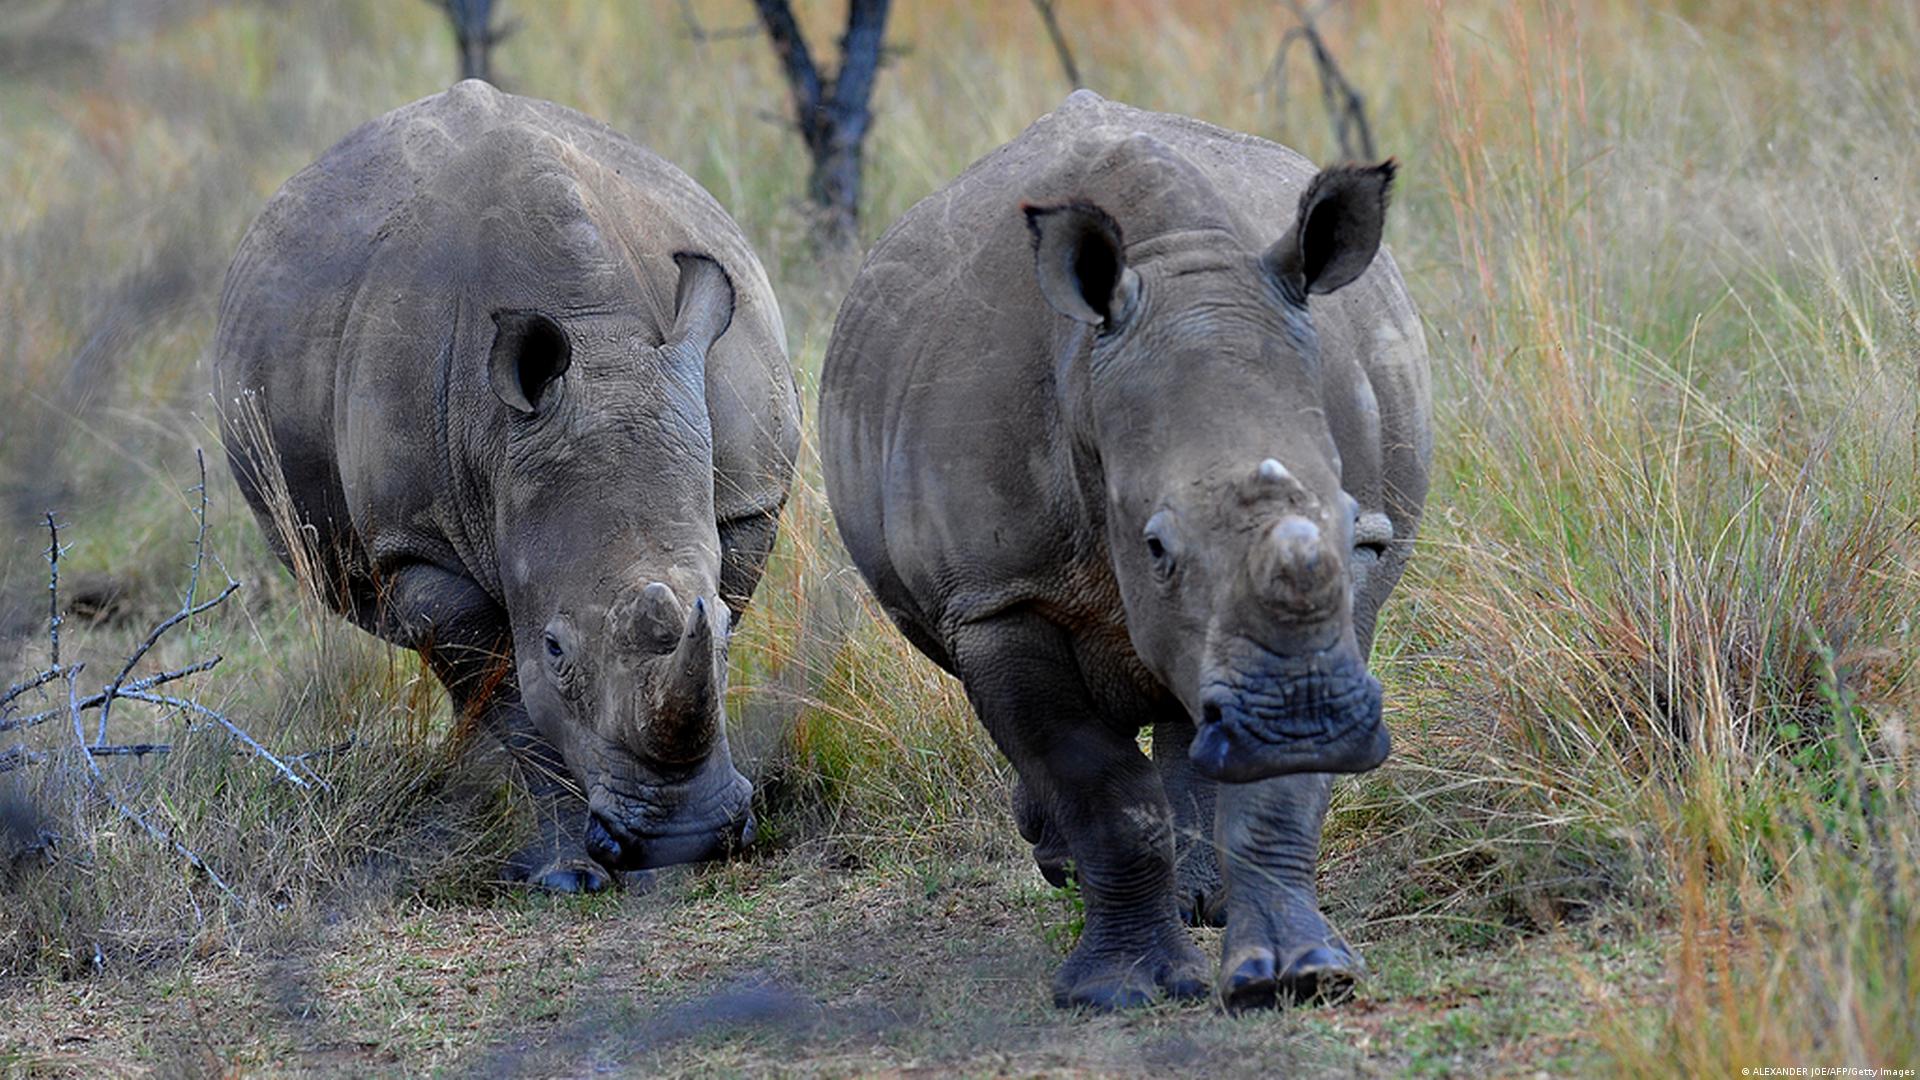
0;839;1666;1077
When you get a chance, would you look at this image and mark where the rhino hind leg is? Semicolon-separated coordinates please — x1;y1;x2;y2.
376;563;616;893
1214;772;1362;1010
1153;716;1227;928
952;616;1208;1011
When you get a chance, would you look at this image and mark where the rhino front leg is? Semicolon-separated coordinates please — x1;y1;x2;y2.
1153;716;1226;928
1215;772;1360;1009
952;617;1208;1011
1011;774;1071;888
375;563;612;894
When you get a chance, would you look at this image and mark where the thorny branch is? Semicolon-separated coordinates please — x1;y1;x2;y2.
1268;0;1377;163
0;451;317;896
92;452;239;746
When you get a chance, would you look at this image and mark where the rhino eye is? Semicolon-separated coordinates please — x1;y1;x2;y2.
544;632;565;659
1142;511;1178;581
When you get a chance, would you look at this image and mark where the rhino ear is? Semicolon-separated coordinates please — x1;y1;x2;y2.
488;309;572;415
668;252;735;361
1023;201;1140;329
1263;160;1395;299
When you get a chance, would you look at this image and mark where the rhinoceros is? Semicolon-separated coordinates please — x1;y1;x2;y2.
214;81;800;891
821;90;1430;1009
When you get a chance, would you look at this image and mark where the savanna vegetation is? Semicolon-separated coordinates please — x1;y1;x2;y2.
1;1;1915;1074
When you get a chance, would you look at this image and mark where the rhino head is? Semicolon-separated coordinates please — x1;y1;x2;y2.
1025;152;1398;783
486;253;752;870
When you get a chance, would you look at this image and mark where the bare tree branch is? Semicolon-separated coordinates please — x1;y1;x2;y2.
116;689;307;789
1030;0;1082;88
428;0;512;85
1269;0;1377;163
0;450;334;897
754;0;894;247
1;657;222;733
677;0;759;43
47;511;63;668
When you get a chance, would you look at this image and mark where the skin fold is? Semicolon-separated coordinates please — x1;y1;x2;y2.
821;90;1431;1009
214;81;800;892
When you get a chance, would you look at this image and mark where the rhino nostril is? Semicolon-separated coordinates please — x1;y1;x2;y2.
1202;699;1224;727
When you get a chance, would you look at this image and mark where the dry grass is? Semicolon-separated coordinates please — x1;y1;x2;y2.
1;0;1917;1073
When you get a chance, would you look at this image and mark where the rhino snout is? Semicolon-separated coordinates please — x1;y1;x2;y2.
583;756;753;871
1189;649;1389;782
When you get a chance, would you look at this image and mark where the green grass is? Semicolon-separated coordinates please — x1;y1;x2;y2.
3;0;1918;1074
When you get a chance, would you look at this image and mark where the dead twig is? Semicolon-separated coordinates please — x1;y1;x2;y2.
2;657;223;734
0;743;169;774
94;452;237;746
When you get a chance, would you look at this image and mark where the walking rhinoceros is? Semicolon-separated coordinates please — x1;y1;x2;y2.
820;90;1430;1009
215;81;800;891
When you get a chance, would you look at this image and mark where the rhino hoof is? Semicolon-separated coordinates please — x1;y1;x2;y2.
1053;932;1210;1012
1055;976;1155;1012
502;852;615;894
1221;943;1361;1011
535;863;613;894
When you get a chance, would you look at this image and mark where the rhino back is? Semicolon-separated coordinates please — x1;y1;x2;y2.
822;90;1429;646
217;81;797;608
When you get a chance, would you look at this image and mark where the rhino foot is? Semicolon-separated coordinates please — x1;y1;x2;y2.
1219;916;1363;1011
1221;940;1362;1010
1053;923;1210;1011
499;841;610;891
502;837;615;894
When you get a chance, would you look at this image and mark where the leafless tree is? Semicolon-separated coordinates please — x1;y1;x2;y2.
753;0;892;248
1268;0;1376;162
429;0;514;85
1029;0;1082;89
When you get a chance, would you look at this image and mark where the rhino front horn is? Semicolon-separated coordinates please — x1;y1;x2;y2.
646;595;728;766
1254;515;1339;610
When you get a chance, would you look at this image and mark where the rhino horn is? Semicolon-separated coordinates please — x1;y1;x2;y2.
1254;515;1339;609
646;594;726;765
1254;457;1306;497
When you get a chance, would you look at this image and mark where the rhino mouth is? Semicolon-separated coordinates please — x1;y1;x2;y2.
1189;648;1389;782
584;755;754;871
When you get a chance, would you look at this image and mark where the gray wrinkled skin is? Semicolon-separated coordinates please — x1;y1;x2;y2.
821;91;1430;1009
215;81;800;892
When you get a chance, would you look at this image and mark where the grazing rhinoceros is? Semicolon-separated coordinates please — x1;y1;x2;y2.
821;90;1430;1009
215;81;800;891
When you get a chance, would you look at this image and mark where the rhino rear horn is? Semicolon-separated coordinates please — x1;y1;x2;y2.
1023;201;1141;330
1263;159;1396;299
646;595;727;765
668;252;736;360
